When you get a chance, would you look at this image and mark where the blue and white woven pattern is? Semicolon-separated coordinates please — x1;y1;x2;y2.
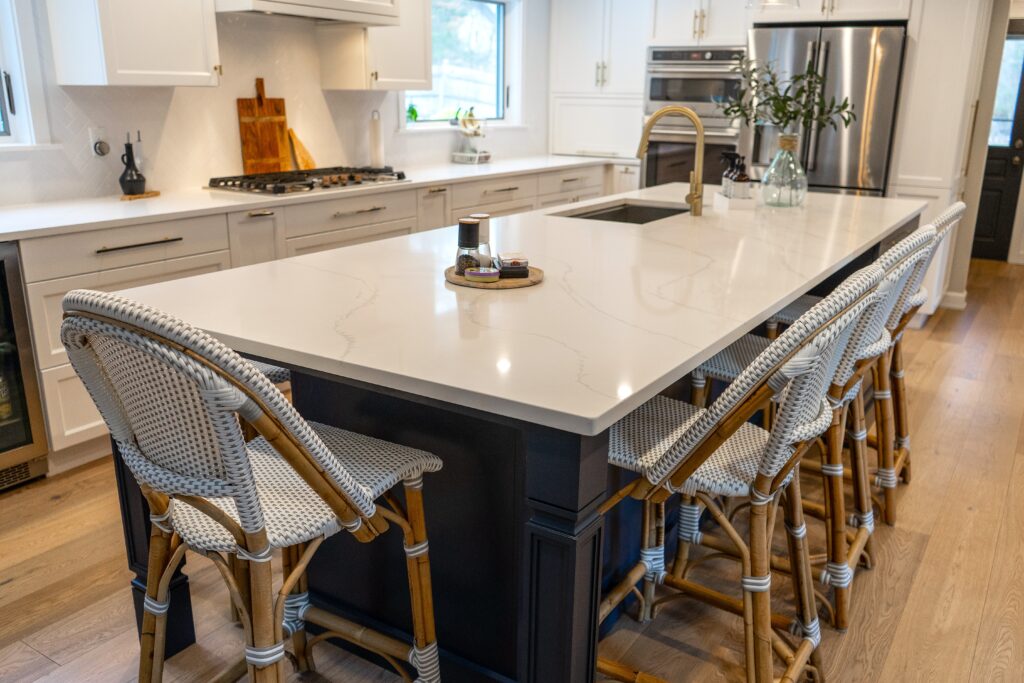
885;201;967;330
612;264;883;489
60;289;442;543
249;360;290;385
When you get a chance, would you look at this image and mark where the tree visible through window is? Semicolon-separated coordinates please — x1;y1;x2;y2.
406;0;505;123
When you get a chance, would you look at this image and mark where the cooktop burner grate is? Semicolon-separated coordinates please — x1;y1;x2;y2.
207;166;407;194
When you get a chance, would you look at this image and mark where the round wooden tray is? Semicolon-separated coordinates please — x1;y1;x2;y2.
444;266;544;290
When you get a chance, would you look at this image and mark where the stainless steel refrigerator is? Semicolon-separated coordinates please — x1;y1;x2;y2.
747;25;906;195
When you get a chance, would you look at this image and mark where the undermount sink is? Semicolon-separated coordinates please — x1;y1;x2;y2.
557;200;690;224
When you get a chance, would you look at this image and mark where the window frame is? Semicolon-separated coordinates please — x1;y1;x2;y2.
0;0;51;148
402;0;513;129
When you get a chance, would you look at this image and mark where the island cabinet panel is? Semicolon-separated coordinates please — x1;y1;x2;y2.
20;214;229;283
28;251;231;450
282;189;417;239
284;217;416;256
452;175;539;211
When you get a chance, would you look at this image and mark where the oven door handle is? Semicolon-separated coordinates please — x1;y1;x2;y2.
649;128;741;141
647;65;740;75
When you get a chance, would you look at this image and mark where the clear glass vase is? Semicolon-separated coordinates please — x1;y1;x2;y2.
761;133;808;207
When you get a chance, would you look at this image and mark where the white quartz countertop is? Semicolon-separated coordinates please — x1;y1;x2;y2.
117;184;925;435
0;155;618;241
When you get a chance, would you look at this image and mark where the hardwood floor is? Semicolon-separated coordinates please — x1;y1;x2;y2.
1;258;1022;682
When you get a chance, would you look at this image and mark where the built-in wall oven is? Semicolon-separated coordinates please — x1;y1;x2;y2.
642;46;749;189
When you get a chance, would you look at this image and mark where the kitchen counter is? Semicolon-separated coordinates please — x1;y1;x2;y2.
119;183;927;436
0;155;615;241
109;183;925;683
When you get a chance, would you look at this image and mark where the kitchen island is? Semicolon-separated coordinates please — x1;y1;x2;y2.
111;184;925;682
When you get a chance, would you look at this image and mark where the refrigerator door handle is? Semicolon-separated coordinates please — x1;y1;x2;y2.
806;40;830;172
798;40;818;165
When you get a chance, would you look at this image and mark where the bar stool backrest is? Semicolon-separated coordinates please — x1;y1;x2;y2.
830;228;936;392
886;201;967;330
60;289;379;536
651;265;884;489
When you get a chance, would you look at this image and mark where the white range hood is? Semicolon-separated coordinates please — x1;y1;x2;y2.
215;0;399;25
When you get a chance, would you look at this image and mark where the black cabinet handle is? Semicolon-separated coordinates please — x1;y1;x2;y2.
96;237;183;254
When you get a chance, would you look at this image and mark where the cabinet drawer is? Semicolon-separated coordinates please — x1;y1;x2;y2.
282;189;417;239
538;188;604;209
450;198;539;224
537;166;604;196
40;364;106;452
228;208;287;267
21;214;229;283
27;251;232;370
452;175;539;210
285;217;416;257
417;185;453;231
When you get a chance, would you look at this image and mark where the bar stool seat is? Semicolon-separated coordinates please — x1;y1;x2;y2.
611;395;780;497
249;361;291;385
771;294;822;328
169;422;442;553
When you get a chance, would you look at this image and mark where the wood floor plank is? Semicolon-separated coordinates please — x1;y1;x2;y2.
0;641;57;683
966;452;1024;680
22;586;136;665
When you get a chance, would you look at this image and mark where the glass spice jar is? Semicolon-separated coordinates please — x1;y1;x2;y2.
455;218;481;276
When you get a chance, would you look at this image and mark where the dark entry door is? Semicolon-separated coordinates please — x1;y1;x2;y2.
975;22;1024;260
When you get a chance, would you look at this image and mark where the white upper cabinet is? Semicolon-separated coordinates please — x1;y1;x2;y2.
700;0;750;46
46;0;221;86
318;0;430;90
216;0;398;22
752;0;911;23
652;0;748;47
549;0;607;94
826;0;912;21
550;0;651;96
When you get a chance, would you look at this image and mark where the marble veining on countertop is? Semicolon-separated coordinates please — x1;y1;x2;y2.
117;184;926;435
0;155;617;241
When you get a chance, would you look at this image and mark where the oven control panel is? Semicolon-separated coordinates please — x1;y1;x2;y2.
649;47;745;64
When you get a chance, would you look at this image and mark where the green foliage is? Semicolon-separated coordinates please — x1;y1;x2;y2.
721;59;856;134
406;103;419;122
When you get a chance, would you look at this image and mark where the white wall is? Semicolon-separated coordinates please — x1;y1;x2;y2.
0;2;550;207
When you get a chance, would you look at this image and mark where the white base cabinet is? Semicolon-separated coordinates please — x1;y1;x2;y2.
417;185;453;231
46;0;221;86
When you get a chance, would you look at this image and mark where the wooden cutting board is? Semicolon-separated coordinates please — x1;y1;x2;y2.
237;78;291;174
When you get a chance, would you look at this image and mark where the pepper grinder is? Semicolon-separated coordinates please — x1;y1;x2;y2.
119;132;146;196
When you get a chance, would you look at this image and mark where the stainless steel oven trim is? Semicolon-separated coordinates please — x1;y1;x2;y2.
0;242;49;471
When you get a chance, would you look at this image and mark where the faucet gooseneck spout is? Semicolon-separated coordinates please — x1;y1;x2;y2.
637;106;706;217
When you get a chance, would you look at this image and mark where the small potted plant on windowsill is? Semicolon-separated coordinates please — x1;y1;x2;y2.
721;60;856;207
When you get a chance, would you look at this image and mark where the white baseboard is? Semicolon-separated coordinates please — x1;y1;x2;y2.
46;436;112;476
940;290;968;310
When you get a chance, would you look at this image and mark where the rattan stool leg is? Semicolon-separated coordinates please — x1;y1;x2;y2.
281;544;314;673
403;478;441;683
244;534;283;683
873;352;898;526
782;472;825;682
890;338;912;483
822;404;852;631
848;389;875;566
691;375;708;408
138;520;174;683
671;495;702;580
747;493;775;683
639;502;666;622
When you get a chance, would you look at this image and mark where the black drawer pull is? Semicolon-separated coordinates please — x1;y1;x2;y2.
95;237;183;255
247;210;275;217
487;186;519;194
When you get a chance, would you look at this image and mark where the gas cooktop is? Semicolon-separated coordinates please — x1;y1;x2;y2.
207;166;407;194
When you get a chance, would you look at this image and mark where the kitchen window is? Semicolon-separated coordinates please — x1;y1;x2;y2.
405;0;507;123
0;0;50;147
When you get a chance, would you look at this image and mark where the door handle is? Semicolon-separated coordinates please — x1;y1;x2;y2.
595;62;601;87
95;237;183;254
806;41;830;172
699;9;707;38
247;210;275;217
693;10;699;39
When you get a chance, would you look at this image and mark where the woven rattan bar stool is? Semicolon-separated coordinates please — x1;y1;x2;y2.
687;229;936;630
595;265;884;683
760;202;966;525
60;289;443;683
